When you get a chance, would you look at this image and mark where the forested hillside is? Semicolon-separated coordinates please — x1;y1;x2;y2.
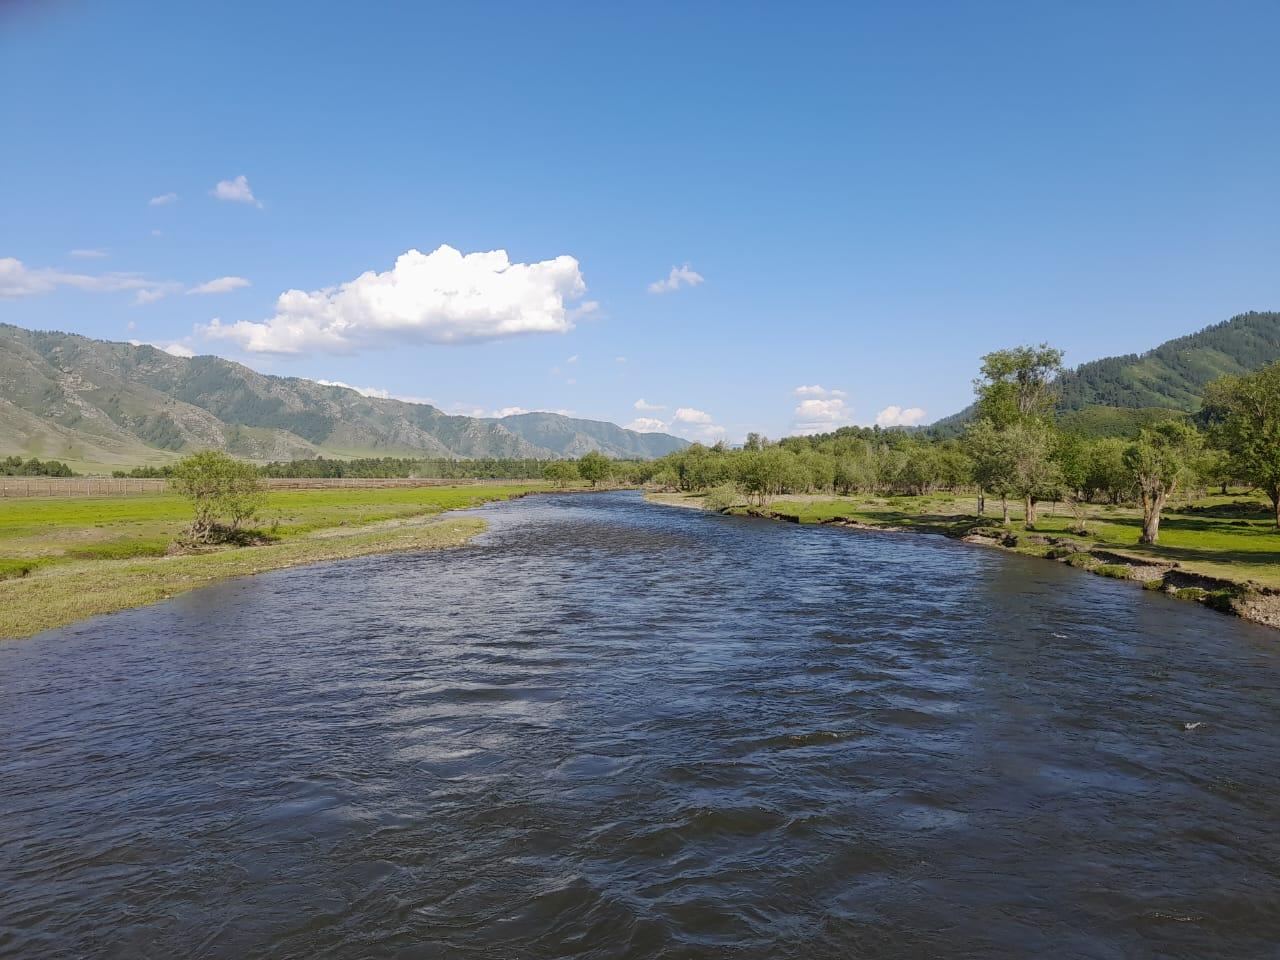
933;312;1280;436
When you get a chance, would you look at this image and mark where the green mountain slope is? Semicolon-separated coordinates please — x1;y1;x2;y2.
0;324;689;469
932;311;1280;436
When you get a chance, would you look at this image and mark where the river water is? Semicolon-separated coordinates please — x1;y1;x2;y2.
3;492;1279;958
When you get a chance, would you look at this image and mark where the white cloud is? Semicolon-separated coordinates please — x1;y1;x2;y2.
793;384;847;398
314;379;392;399
313;378;434;405
0;257;179;300
198;244;586;354
129;338;195;358
212;175;261;207
875;404;927;427
634;398;665;411
566;354;579;364
674;407;713;424
615;355;627;364
149;192;178;206
648;263;704;294
133;289;170;305
151;229;164;238
188;276;251;295
793;396;855;435
626;417;668;433
492;406;529;418
69;248;108;259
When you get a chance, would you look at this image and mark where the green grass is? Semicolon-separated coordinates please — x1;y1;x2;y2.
0;482;552;639
696;488;1280;589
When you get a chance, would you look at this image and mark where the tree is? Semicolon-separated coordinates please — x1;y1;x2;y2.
1203;363;1280;527
973;344;1064;428
1004;420;1061;527
576;451;612;487
1122;420;1201;544
543;460;579;488
965;419;1014;523
170;450;265;542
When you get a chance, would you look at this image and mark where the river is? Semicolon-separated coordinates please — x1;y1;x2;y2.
2;492;1279;958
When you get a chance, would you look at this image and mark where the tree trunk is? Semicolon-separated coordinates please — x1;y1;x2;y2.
1271;488;1280;530
1139;490;1166;544
977;492;985;515
1001;495;1010;526
1024;495;1036;527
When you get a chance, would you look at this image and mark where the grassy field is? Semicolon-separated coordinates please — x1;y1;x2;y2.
0;482;551;640
654;489;1280;590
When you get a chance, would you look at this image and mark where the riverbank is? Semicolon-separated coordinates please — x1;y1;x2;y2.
647;490;1280;630
0;482;552;640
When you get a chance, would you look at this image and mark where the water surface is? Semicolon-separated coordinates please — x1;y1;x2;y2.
3;492;1279;958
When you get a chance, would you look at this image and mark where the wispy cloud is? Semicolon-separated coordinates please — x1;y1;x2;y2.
634;398;665;411
69;248;108;259
149;192;178;206
188;276;251;295
212;175;261;207
647;263;704;294
0;257;179;303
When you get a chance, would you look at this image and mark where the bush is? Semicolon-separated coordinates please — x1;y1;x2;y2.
170;451;266;543
702;484;739;512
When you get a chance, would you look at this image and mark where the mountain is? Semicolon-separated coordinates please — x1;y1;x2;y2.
932;311;1280;436
0;324;689;470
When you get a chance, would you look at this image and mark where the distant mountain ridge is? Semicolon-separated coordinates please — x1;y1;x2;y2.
0;324;689;469
932;311;1280;435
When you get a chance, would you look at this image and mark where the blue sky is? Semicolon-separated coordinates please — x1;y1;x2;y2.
3;1;1278;443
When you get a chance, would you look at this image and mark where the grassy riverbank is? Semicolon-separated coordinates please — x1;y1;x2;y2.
0;482;551;640
649;489;1280;628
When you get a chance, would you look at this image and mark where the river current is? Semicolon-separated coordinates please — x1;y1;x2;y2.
2;492;1279;958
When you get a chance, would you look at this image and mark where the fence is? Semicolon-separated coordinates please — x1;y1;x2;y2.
0;476;519;499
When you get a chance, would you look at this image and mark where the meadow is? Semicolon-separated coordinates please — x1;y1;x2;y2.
657;488;1280;592
0;482;550;639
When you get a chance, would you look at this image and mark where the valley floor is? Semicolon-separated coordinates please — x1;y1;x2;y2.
0;483;551;640
649;489;1280;630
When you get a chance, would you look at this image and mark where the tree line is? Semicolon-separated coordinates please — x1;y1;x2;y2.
614;346;1280;544
2;456;75;477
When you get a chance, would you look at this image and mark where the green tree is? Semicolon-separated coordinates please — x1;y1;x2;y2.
543;460;579;488
1202;363;1280;527
965;419;1015;523
1123;421;1201;544
974;344;1064;428
576;450;612;487
170;450;265;542
1005;420;1061;527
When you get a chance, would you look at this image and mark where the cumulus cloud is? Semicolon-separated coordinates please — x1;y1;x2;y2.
626;417;668;433
149;192;178;206
492;406;530;418
875;404;927;427
793;394;855;435
129;338;195;358
674;407;713;424
213;175;261;207
669;406;725;442
647;264;704;294
69;248;108;259
634;398;665;411
0;257;179;301
198;245;586;354
793;384;847;398
188;276;251;295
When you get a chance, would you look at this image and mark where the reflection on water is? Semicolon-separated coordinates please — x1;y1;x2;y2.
2;492;1279;958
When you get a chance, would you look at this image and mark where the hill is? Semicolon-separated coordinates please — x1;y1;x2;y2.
0;324;689;470
932;311;1280;437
